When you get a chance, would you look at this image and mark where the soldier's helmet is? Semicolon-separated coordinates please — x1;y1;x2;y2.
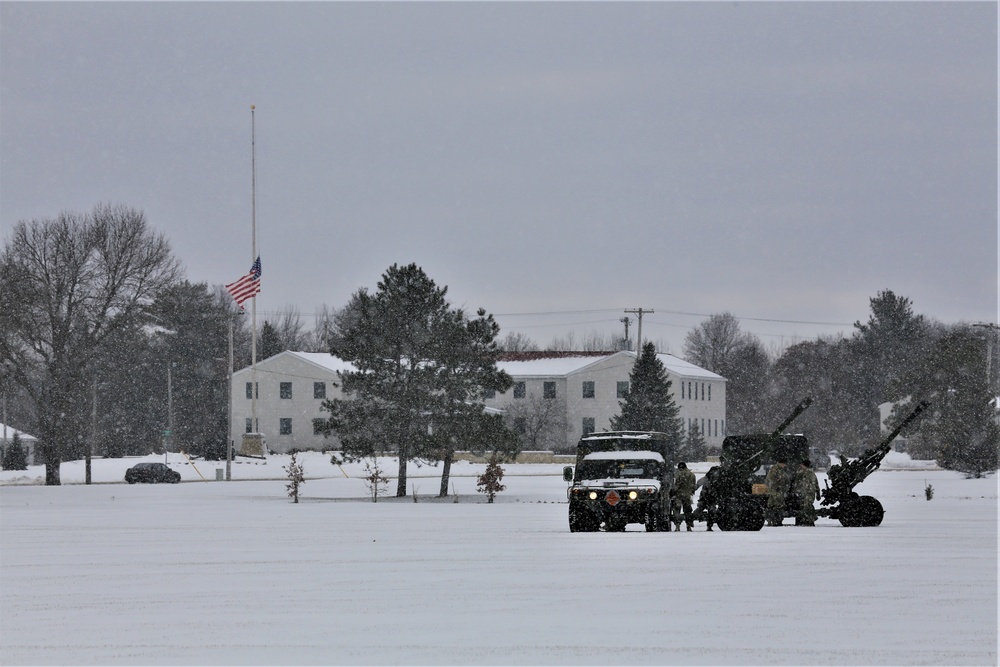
678;462;687;469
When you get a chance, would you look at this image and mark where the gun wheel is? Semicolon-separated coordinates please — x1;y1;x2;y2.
839;495;884;527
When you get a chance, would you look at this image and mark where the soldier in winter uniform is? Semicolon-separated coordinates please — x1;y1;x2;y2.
765;458;791;526
695;466;720;531
672;461;697;531
793;459;821;526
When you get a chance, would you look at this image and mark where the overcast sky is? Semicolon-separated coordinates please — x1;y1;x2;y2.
2;2;996;354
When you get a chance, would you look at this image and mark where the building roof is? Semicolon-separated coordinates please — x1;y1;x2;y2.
234;350;724;381
0;423;37;442
497;350;725;381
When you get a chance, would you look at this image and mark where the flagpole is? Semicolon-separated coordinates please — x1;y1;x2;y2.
250;104;258;443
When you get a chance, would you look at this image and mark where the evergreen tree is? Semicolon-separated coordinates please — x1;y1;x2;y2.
892;327;998;476
610;342;683;450
684;422;707;462
284;451;305;503
852;289;931;410
1;432;28;470
770;337;874;457
323;264;514;497
259;321;283;360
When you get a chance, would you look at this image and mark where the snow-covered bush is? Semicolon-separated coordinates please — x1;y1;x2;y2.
284;452;305;503
476;453;506;503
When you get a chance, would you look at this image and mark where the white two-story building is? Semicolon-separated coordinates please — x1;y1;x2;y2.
231;349;726;455
485;350;727;452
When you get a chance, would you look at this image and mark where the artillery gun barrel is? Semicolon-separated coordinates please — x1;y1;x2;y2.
869;400;931;459
769;397;813;439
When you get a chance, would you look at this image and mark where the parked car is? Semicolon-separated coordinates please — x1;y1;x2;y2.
125;462;181;484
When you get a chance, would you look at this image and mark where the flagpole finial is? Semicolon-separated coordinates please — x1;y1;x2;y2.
250;104;255;110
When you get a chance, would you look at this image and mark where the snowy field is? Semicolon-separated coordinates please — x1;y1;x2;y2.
1;453;997;666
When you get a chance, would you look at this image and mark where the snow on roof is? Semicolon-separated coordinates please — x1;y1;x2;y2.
0;424;37;442
497;355;613;377
584;450;664;462
286;351;356;374
496;350;724;380
237;350;723;381
655;353;725;380
585;431;663;440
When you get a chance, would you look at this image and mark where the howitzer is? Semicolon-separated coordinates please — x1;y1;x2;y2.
706;397;814;531
818;400;931;527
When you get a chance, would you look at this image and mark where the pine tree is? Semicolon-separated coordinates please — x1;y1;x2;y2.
893;327;998;476
684;422;707;462
1;432;28;471
259;321;283;360
284;452;305;503
324;264;514;497
610;342;683;450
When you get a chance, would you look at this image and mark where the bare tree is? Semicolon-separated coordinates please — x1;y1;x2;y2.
502;393;569;452
498;331;540;352
274;304;307;351
683;312;754;373
0;205;182;484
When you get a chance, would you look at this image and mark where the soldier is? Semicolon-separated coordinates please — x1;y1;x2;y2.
764;458;791;526
793;459;821;526
695;465;720;531
672;461;697;531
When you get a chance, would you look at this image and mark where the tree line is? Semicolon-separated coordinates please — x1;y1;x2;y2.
681;293;998;477
2;205;996;484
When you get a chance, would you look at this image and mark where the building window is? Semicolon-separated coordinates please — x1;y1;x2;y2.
543;382;556;399
312;418;326;435
280;382;293;399
513;382;526;399
701;383;705;401
482;388;496;399
582;381;595;399
681;382;685;400
582;417;595;436
245;382;257;399
708;384;712;401
314;382;326;399
514;417;527;434
617;381;629;398
279;418;292;435
245;418;253;433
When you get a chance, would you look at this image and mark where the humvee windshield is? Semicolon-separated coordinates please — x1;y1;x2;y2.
578;458;662;481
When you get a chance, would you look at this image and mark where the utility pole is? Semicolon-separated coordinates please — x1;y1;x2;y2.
972;322;999;394
624;308;654;353
87;378;96;485
226;317;234;481
620;317;632;351
166;363;174;463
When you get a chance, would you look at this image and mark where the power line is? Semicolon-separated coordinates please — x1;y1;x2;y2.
254;306;854;329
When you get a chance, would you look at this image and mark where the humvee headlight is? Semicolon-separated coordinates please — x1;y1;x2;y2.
628;490;638;500
589;491;598;500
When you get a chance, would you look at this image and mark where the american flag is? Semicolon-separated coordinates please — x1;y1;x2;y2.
225;256;261;309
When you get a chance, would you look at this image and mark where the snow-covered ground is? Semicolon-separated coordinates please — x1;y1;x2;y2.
2;452;997;665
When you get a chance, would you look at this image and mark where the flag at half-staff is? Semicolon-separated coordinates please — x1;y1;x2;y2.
225;256;261;309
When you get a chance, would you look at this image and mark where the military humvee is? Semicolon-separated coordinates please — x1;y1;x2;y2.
564;431;678;532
